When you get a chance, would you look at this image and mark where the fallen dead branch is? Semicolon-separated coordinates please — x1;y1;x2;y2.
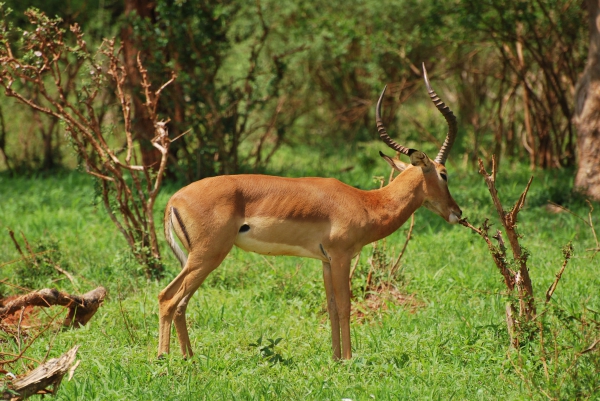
0;287;106;328
0;312;59;366
1;345;80;400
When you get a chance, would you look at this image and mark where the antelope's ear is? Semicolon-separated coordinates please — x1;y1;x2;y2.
379;151;409;172
408;150;434;172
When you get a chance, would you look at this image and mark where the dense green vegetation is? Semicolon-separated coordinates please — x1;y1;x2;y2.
1;145;598;399
0;0;587;176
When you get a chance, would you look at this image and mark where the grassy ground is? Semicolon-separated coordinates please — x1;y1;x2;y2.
0;145;598;400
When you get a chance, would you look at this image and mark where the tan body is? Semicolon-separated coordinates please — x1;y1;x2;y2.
158;64;462;360
172;173;427;262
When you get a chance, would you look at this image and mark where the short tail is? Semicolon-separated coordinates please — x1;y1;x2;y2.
165;206;188;268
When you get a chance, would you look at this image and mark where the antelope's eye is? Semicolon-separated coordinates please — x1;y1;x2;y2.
440;173;447;181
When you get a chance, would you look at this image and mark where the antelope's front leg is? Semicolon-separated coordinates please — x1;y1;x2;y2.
322;261;341;360
330;255;352;360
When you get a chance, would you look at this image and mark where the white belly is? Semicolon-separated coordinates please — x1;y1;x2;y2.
233;217;328;261
234;236;322;259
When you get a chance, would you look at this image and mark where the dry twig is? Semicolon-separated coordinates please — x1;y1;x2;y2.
545;243;573;303
388;214;415;279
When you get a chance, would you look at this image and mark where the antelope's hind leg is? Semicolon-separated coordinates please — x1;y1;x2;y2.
173;293;194;357
158;247;232;358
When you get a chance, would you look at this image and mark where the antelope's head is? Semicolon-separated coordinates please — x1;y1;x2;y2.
377;63;462;224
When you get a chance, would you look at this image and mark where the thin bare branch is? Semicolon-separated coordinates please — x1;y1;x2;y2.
0;250;54;269
545;242;573;303
459;217;516;290
8;229;24;258
477;157;536;318
348;250;362;282
389;214;415;277
0;312;60;365
52;264;77;288
579;338;600;355
507;175;534;229
586;201;600;255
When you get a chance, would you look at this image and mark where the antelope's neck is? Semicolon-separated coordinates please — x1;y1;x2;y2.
363;171;425;244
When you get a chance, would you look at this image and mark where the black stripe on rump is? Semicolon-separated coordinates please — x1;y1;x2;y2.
172;207;192;247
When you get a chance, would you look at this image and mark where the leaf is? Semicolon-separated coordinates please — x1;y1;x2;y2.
249;335;263;347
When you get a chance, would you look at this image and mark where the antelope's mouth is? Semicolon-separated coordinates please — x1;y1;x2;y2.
448;212;461;224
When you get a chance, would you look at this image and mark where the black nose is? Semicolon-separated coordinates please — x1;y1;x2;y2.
458;208;463;217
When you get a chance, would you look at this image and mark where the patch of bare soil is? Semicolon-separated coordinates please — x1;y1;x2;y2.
0;296;40;328
352;285;425;322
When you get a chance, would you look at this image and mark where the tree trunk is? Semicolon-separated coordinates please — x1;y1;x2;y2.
0;103;10;172
40;116;59;171
574;0;600;201
121;0;162;169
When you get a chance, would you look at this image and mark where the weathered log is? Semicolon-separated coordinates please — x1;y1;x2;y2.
0;287;106;327
2;345;80;400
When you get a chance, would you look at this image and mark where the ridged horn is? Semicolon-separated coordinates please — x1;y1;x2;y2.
376;85;414;156
422;63;457;165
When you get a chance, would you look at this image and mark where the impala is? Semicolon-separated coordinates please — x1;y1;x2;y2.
159;64;462;360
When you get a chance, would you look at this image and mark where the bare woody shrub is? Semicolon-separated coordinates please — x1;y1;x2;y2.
462;163;600;398
459;157;574;346
0;8;176;278
457;158;600;398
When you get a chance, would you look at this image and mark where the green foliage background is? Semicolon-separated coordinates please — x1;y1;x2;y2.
0;0;588;176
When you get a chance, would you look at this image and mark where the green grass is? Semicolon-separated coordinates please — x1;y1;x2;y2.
0;146;599;400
